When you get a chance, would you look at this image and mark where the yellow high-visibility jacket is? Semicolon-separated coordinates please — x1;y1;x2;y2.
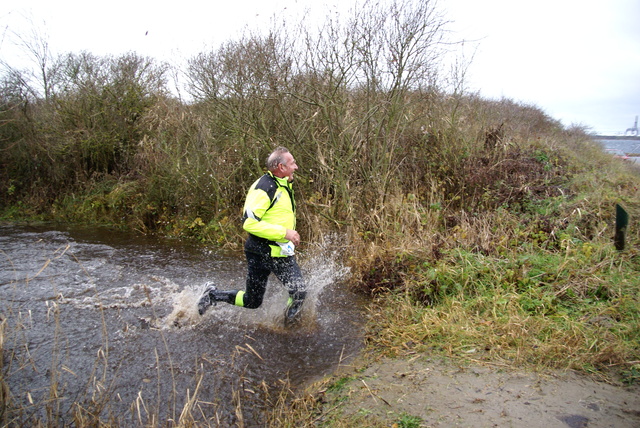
242;172;296;257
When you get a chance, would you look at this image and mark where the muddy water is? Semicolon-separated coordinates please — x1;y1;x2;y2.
0;224;367;426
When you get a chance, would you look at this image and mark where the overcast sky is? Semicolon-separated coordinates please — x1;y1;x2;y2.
1;0;639;135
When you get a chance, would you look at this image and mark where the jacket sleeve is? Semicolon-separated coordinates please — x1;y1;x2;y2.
242;189;287;241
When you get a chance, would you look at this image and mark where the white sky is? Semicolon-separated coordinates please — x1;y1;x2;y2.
1;0;639;135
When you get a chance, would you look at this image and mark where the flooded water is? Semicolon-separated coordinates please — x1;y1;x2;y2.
0;224;367;426
598;138;640;154
597;137;640;163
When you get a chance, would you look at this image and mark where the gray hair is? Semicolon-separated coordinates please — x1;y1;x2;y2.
266;146;290;170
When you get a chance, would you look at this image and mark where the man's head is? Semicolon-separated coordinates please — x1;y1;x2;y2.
267;147;298;182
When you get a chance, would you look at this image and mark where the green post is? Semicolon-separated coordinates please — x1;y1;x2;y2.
615;204;629;251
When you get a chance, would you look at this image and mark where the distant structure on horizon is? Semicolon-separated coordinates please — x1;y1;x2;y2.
625;116;639;136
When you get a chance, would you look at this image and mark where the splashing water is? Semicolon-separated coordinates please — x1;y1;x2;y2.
164;236;352;330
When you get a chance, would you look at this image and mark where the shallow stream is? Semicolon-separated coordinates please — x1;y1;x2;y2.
0;224;367;426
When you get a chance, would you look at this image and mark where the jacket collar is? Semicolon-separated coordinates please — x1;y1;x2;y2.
267;171;291;188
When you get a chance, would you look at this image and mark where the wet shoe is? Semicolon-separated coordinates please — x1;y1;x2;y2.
284;297;304;326
197;283;217;315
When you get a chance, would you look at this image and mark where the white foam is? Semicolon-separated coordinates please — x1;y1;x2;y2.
57;276;181;310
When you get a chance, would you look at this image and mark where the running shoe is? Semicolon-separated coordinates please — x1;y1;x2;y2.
197;282;217;315
284;297;304;326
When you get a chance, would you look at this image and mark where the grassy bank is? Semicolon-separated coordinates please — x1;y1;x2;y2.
358;161;640;376
264;157;640;427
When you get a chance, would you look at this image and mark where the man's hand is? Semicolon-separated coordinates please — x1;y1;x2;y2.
285;229;301;246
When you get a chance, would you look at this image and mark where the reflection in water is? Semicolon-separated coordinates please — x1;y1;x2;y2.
0;224;367;426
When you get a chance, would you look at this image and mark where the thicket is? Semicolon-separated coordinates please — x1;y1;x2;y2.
1;0;572;246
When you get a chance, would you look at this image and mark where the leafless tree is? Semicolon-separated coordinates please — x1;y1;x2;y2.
0;13;56;101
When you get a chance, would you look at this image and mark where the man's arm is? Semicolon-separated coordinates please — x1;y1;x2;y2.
242;190;288;241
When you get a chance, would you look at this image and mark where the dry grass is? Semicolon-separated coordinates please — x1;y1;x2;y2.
359;213;640;378
1;317;9;426
367;290;637;371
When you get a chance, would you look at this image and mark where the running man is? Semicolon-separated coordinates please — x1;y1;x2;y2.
198;147;306;325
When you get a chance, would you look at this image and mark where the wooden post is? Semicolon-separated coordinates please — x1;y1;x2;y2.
615;204;629;251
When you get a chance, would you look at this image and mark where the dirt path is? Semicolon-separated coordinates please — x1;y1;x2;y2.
325;357;640;427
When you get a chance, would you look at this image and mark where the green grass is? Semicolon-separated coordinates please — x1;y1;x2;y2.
364;234;640;374
326;375;357;393
397;413;423;428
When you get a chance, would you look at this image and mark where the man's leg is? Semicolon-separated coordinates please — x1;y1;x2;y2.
209;252;270;308
273;256;307;324
198;252;271;315
238;251;271;309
